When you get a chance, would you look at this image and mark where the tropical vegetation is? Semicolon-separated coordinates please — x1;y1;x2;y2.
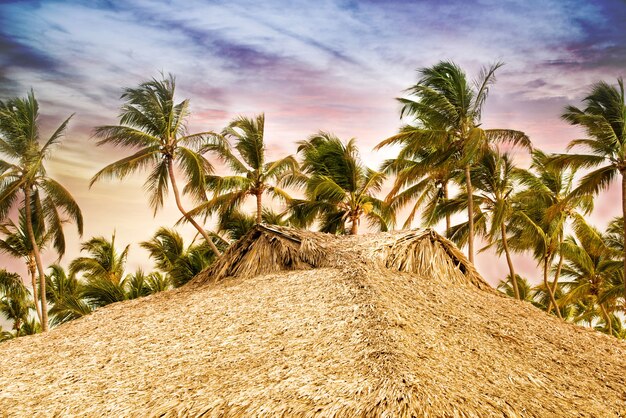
0;68;624;341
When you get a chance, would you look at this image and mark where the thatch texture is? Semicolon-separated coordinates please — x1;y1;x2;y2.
0;227;625;417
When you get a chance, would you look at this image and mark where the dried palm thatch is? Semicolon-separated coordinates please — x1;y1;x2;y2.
0;227;625;417
377;229;493;292
193;225;332;284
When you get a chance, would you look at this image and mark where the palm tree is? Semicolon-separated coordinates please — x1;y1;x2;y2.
217;208;290;242
508;150;593;317
91;74;221;258
0;210;50;324
555;78;626;305
605;217;624;252
140;227;217;287
558;220;622;335
69;234;128;285
123;269;171;299
194;113;298;224
290;132;393;234
0;91;83;332
0;269;31;337
0;327;13;342
46;264;91;326
377;131;460;232
438;150;522;298
379;61;529;262
497;274;534;302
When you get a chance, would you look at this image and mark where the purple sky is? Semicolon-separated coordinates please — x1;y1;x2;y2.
1;0;625;287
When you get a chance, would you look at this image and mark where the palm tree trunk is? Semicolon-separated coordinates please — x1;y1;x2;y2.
548;251;563;309
500;223;519;300
166;159;221;258
465;164;474;263
547;235;565;313
350;215;358;235
23;188;49;332
543;256;562;319
28;257;43;325
622;172;626;310
256;192;262;224
443;181;451;236
600;304;613;336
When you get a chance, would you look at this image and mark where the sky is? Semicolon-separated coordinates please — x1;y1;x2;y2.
1;0;625;291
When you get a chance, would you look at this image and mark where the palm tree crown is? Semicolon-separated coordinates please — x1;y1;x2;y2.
192;113;297;224
290;132;393;234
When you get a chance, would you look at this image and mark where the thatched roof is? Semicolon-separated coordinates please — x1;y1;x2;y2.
1;226;625;417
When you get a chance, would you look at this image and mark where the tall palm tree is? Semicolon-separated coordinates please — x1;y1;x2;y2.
555;78;626;304
378;61;529;262
290;132;393;234
0;91;83;332
436;150;522;298
507;151;592;317
194;113;298;224
91;74;221;258
0;269;31;337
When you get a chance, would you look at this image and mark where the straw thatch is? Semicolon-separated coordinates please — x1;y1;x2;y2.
0;226;625;417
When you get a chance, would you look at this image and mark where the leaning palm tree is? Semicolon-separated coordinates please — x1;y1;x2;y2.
0;91;83;332
91;74;221;257
554;78;626;303
290;132;393;234
378;61;530;262
194;113;298;224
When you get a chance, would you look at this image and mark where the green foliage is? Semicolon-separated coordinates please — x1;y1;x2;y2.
0;90;83;253
92;74;216;212
189;113;297;224
0;269;31;335
289;132;393;234
140;227;219;287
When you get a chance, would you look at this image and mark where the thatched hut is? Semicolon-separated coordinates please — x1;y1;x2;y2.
0;226;625;417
